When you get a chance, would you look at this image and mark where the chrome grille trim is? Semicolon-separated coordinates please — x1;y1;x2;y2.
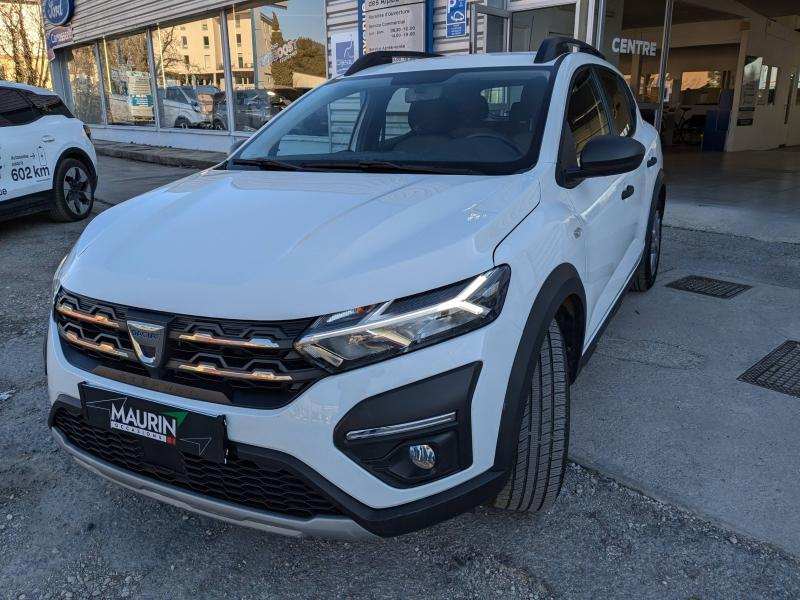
54;289;324;408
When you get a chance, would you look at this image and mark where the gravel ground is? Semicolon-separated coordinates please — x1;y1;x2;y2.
2;207;800;599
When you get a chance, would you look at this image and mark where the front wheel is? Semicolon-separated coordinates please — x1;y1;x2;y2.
49;158;94;222
493;318;569;513
631;201;663;292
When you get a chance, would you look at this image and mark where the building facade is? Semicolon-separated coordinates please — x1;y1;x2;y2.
46;0;800;152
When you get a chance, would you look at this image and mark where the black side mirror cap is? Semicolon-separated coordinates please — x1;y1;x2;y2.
565;135;645;183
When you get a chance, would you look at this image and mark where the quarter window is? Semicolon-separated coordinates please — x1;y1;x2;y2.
597;69;635;137
565;69;610;161
0;89;36;127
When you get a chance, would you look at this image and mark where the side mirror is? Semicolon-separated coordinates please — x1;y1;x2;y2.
566;135;645;182
229;139;246;155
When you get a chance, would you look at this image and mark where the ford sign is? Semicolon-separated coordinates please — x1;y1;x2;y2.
43;0;74;27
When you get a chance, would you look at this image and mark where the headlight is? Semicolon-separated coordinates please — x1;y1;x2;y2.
52;246;76;300
295;265;510;371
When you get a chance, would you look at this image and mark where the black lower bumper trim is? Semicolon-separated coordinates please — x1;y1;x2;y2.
49;395;506;537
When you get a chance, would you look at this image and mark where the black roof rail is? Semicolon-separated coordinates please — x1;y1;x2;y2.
533;36;605;64
344;51;442;76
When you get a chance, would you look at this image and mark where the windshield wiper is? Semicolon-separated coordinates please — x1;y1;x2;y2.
230;158;303;171
300;160;483;175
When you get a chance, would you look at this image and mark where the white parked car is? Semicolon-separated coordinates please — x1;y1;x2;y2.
0;82;97;222
160;85;210;129
47;38;665;539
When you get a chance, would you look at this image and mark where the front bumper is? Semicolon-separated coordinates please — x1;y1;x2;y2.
47;298;522;535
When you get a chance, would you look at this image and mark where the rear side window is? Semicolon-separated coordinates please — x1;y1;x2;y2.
597;69;635;137
0;88;36;127
26;92;75;118
565;69;610;161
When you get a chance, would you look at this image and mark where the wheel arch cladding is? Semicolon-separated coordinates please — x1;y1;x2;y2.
55;148;97;185
493;262;585;472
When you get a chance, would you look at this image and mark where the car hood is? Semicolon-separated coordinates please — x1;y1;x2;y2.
63;168;540;320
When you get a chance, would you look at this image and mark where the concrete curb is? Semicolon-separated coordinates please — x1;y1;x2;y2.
93;141;226;170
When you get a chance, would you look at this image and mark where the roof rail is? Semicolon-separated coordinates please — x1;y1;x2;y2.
344;51;442;76
533;36;605;64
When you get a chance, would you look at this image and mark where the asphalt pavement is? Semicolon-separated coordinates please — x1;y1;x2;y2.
1;155;799;598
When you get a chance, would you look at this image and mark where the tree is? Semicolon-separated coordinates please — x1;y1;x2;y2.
269;12;293;87
0;0;49;87
288;38;325;78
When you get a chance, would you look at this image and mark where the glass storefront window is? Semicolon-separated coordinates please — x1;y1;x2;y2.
225;0;326;132
99;31;156;126
510;5;576;52
151;15;224;129
65;45;103;124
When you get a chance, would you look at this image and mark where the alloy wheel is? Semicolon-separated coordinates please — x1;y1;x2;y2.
62;166;92;217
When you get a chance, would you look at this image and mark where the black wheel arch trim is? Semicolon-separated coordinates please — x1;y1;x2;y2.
492;262;586;473
54;148;98;188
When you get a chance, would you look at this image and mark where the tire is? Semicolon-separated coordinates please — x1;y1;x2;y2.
49;158;95;222
631;200;663;292
213;119;226;131
493;318;569;513
175;117;191;129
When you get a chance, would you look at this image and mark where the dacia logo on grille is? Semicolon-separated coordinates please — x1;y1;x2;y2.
127;320;167;368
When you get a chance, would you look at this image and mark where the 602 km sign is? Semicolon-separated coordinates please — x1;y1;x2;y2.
11;165;50;181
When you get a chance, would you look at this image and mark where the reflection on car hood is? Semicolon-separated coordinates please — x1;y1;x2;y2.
63;168;540;320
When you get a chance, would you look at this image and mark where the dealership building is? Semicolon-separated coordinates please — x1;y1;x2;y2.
45;0;800;153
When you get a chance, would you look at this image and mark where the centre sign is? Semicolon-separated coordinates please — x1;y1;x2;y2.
611;37;657;57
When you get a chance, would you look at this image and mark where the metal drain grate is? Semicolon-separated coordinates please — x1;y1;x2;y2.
666;275;751;299
739;341;800;398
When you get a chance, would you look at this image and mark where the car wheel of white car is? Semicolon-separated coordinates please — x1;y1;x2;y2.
49;158;94;222
631;199;664;292
175;117;191;129
493;318;569;513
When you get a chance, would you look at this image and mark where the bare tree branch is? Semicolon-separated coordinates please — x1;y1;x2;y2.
0;0;50;86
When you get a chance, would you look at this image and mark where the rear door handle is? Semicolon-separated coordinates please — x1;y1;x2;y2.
621;185;635;200
647;156;658;167
41;135;55;143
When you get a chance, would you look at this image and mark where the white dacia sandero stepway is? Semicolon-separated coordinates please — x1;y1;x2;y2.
47;38;665;539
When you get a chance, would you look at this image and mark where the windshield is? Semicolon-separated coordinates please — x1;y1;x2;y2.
231;67;553;175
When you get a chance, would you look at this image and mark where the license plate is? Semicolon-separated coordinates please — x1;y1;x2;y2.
79;383;227;464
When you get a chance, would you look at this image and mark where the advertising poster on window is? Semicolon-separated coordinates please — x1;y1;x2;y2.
737;55;761;126
362;0;427;53
331;30;359;75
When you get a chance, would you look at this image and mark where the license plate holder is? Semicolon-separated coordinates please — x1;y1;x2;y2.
78;383;227;464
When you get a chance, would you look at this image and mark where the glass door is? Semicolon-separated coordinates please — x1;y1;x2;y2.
510;4;577;51
470;3;511;53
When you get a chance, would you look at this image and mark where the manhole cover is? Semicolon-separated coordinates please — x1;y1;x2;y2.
666;275;751;299
739;341;800;398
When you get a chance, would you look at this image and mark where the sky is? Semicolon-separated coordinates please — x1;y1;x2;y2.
260;0;327;44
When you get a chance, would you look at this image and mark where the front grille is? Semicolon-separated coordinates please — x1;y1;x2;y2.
55;289;326;408
54;408;343;519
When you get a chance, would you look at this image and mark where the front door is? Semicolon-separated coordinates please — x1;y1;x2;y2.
561;67;641;339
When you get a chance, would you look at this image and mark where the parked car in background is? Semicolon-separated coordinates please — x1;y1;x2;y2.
160;85;209;129
0;81;97;222
212;88;300;131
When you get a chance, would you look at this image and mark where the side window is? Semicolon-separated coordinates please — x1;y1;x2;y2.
565;69;610;161
26;93;74;119
597;69;635;137
271;92;363;156
0;89;37;127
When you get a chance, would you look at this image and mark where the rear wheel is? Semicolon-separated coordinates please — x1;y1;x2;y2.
493;318;569;513
49;158;94;222
631;201;663;292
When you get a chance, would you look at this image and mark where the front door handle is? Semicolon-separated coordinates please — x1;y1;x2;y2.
41;135;55;143
647;156;658;167
621;185;635;200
